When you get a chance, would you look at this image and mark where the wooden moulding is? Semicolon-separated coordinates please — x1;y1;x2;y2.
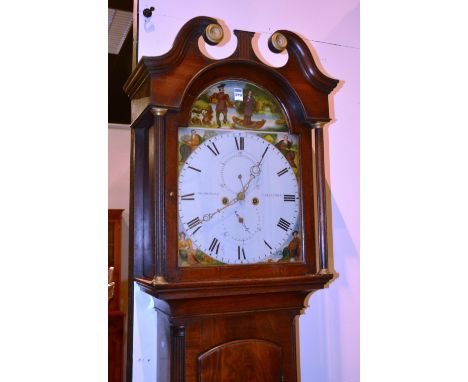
136;273;332;299
135;273;333;320
123;16;338;123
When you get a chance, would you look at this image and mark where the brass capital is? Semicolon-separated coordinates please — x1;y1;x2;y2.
151;107;168;116
151;275;168;285
270;32;288;52
205;23;224;44
108;282;115;301
312;121;326;129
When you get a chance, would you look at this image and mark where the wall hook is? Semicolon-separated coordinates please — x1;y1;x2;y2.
143;7;155;18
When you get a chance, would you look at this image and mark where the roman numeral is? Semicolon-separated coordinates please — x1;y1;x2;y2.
235;136;244;150
187;217;201;230
188;166;201;172
207;142;220;156
181;193;195;201
238;246;246;260
261;146;269;159
284;194;296;202
277;218;291;231
192;226;202;235
264;240;272;250
209;238;220;254
277;168;288;177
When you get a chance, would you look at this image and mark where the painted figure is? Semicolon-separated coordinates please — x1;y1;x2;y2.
276;134;297;168
232;89;265;129
243;90;257;125
178;232;198;265
281;230;300;262
211;83;231;127
188;129;202;149
288;230;300;261
179;129;202;163
202;106;213;126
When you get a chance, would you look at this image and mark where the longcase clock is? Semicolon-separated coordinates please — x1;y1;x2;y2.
124;16;339;382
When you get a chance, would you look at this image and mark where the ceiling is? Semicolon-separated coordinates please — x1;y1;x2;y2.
108;0;133;125
108;8;132;55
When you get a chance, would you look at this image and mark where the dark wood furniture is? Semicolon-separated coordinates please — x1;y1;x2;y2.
109;209;124;311
109;209;124;382
109;311;125;382
124;17;339;382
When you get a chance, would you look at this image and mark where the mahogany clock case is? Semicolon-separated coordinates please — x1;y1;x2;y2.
123;16;339;382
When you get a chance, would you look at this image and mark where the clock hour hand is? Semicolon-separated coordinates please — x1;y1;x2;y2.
238;174;245;189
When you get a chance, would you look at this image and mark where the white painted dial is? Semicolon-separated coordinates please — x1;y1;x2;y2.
178;131;300;264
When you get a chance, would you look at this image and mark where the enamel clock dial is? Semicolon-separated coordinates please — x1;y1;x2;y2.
177;80;302;266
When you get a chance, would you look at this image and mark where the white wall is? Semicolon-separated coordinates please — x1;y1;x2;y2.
108;1;359;380
108;124;131;382
108;124;131;317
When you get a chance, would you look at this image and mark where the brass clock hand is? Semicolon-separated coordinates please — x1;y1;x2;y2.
241;149;267;194
202;194;240;222
234;210;251;233
201;150;268;223
242;162;261;194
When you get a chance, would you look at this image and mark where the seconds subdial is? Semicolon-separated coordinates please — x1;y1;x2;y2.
221;207;261;242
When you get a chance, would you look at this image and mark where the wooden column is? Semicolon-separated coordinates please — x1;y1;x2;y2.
314;122;329;272
150;107;168;284
171;325;186;382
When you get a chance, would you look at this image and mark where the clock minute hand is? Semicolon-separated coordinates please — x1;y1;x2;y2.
201;149;268;222
202;194;240;222
242;157;263;193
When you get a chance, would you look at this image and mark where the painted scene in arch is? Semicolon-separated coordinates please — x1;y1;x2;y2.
189;80;290;132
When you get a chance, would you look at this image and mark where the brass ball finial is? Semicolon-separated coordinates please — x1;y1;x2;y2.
204;23;224;45
269;32;288;53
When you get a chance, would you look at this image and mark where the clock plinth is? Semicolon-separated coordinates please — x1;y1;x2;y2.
124;16;339;382
136;273;332;381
